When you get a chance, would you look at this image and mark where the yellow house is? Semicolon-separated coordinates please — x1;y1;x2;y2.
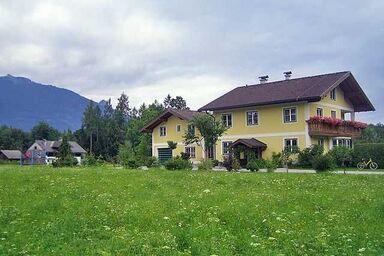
142;71;374;165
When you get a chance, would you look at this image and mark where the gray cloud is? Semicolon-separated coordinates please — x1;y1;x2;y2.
0;0;383;123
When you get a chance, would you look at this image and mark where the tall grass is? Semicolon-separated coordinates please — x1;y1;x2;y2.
0;165;383;255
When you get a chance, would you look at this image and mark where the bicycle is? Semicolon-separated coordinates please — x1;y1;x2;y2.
357;158;378;170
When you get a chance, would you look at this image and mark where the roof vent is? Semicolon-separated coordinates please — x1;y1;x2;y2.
283;71;292;80
258;75;269;84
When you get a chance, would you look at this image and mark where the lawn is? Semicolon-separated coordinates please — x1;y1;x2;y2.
0;165;383;255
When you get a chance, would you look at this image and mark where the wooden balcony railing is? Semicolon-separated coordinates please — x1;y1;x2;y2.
306;117;367;138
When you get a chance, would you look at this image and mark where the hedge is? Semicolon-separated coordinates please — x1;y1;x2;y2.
353;143;384;169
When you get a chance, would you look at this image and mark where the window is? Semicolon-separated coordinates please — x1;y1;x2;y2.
159;126;166;137
316;108;323;117
332;138;352;148
222;114;232;127
318;138;324;147
284;138;298;151
207;146;214;159
176;124;181;132
283;107;297;123
187;124;195;135
330;88;336;100
331;110;337;118
246;111;259;126
222;141;232;155
185;147;196;158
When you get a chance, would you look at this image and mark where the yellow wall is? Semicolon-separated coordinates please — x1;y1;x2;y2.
152;115;204;161
150;85;356;163
309;86;354;119
212;103;307;160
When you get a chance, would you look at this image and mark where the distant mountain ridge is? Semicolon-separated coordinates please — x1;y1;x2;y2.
0;74;105;131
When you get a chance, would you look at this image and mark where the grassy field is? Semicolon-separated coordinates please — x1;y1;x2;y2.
0;165;383;255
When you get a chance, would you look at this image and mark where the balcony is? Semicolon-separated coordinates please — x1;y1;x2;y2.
306;116;367;138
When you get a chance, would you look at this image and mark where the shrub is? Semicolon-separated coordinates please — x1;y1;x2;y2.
272;152;282;167
180;152;190;160
298;145;324;168
53;155;78;167
223;155;234;171
232;157;241;171
212;159;219;167
198;159;213;170
265;159;278;172
164;156;192;170
353;143;384;168
313;154;335;172
82;153;98;166
246;159;259;172
144;156;158;167
328;147;353;167
118;142;138;168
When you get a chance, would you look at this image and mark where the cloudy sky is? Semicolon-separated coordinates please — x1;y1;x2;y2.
0;0;383;122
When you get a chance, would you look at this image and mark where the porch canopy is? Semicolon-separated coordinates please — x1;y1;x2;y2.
229;138;267;151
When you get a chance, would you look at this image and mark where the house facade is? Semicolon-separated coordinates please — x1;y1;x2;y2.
27;140;86;164
142;71;374;164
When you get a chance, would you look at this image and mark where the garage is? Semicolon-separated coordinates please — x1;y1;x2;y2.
157;148;172;162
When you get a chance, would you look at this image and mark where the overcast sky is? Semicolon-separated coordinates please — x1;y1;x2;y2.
0;0;383;123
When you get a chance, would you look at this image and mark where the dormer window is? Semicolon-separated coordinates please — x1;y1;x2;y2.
330;88;336;100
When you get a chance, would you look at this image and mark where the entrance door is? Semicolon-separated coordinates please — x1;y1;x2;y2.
158;148;172;162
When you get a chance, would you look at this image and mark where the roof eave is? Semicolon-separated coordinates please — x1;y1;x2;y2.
199;97;320;112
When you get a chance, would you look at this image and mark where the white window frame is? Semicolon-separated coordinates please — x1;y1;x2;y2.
187;124;195;135
284;138;298;151
221;113;232;127
185;146;196;158
159;126;166;137
222;141;232;155
283;107;297;123
330;88;336;100
316;107;323;117
331;110;337;118
332;138;352;149
246;111;259;126
176;124;181;133
318;138;324;147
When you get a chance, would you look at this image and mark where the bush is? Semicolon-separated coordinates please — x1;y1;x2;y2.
272;152;282;167
223;155;234;171
232;157;241;171
246;159;259;172
164;156;192;170
144;156;158;167
212;159;219;167
82;153;98;166
180;152;190;160
313;154;335;172
265;159;278;172
118;143;138;168
353;143;384;168
298;145;324;168
198;159;213;170
53;155;78;167
328;147;353;167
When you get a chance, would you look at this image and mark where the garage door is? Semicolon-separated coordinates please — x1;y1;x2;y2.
158;148;172;162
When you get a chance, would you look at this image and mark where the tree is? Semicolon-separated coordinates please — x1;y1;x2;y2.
163;94;188;110
115;93;131;125
31;121;60;141
82;101;102;154
184;114;228;157
0;125;31;150
54;135;77;167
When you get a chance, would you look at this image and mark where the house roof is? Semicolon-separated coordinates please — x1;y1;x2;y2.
34;140;86;154
230;138;267;150
141;108;202;133
199;71;375;112
0;150;22;160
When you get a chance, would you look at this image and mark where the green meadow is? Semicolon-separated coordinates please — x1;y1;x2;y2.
0;165;383;255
